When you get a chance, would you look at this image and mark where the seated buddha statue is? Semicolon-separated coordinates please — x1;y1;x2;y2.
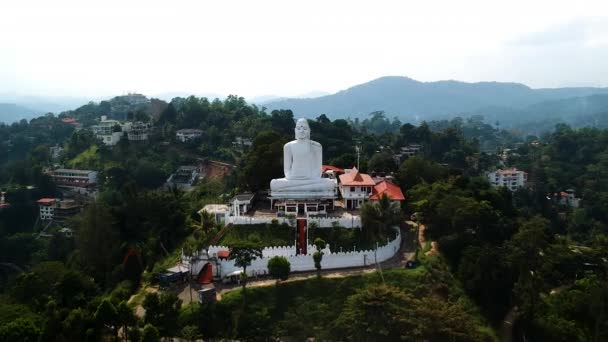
270;118;336;196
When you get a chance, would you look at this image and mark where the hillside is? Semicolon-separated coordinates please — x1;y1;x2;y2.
264;76;608;123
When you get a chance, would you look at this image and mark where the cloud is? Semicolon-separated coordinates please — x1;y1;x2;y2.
510;17;608;47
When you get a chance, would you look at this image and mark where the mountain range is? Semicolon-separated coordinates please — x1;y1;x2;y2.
263;76;608;125
3;76;608;128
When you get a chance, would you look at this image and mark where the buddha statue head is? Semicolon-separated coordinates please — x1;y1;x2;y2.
295;118;311;141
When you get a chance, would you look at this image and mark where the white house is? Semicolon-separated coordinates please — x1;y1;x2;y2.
230;193;255;217
37;198;82;222
176;129;203;142
126;121;150;141
339;167;376;209
51;168;98;195
199;204;230;225
91;116;124;146
487;168;527;191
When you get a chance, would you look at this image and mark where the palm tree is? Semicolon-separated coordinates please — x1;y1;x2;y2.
360;194;401;242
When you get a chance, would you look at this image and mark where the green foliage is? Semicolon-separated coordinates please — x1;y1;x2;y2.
267;256;291;280
143;292;182;337
220;223;294;247
141;324;160;342
397;155;448;189
229;241;263;291
239;130;285;191
0;317;41;342
334;284;489;341
360;194;402;242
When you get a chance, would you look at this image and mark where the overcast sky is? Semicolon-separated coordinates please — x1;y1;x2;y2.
2;0;608;99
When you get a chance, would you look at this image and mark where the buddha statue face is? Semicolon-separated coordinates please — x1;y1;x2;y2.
295;118;311;141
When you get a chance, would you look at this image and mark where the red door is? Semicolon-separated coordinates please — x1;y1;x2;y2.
297;218;307;255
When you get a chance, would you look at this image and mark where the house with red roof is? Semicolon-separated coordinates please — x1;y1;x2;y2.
338;167;376;209
370;180;405;202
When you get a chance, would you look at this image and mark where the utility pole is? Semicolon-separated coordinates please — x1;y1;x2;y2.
355;144;361;169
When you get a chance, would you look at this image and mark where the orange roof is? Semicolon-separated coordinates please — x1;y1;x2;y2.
217;250;230;259
61;117;76;123
37;198;56;204
370;180;405;201
322;165;344;173
339;167;375;186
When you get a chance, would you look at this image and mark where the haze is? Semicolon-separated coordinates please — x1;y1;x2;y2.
2;0;608;100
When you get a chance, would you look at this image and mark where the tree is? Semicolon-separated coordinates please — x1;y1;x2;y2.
94;298;118;339
141;324;159;342
239;131;285;191
0;317;40;342
367;152;397;173
181;325;199;342
116;301;137;341
229;242;263;292
360;194;401;242
397;156;448;189
72;203;121;287
313;238;326;278
335;284;488;341
267;256;291;281
142;292;182;337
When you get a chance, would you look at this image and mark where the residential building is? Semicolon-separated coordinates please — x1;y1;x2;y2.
51;168;98;195
0;191;10;210
166;166;199;188
176;129;203;142
50;144;64;160
487;168;527;191
393;144;422;165
91;116;124;146
322;165;344;180
61;117;82;130
230;193;255;217
199;204;230;225
369;180;405;203
339;167;376;209
554;189;581;208
37;198;82;222
126;121;150;141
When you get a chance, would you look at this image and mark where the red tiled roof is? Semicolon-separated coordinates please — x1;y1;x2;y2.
369;180;405;201
37;198;56;204
217;250;230;259
339;167;375;186
322;165;344;173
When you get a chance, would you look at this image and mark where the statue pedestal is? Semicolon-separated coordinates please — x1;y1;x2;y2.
269;188;336;200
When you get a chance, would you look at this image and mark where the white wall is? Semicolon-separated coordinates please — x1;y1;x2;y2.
226;215;361;228
189;229;400;278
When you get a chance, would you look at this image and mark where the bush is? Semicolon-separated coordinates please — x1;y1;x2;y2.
267;256;291;280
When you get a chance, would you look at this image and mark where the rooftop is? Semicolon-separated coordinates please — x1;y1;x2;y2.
370;180;405;201
322;165;345;174
199;204;230;214
339;167;376;186
37;198;56;204
231;193;255;202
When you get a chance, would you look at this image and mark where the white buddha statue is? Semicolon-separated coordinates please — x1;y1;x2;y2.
270;118;336;197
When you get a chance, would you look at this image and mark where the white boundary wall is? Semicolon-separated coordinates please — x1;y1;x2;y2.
190;229;400;278
226;215;361;228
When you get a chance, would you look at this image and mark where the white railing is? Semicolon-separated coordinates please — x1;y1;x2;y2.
226;215;361;228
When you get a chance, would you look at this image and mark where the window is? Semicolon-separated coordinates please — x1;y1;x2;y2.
350;186;355;192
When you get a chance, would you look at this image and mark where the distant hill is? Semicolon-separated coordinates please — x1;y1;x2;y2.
264;76;608;124
0;103;41;123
